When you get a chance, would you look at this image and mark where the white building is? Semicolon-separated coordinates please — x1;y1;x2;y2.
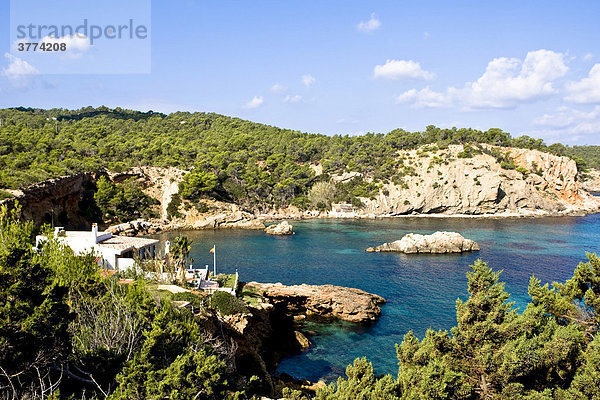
331;203;356;218
36;223;159;271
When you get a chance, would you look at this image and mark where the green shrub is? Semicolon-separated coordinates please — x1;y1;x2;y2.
516;166;528;175
500;160;516;170
0;190;13;200
167;193;182;219
171;292;205;310
208;291;248;315
94;176;159;222
195;201;209;213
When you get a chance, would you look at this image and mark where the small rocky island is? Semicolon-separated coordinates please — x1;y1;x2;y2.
366;231;480;254
265;221;294;235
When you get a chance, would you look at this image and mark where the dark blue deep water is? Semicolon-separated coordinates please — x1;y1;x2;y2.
152;215;600;381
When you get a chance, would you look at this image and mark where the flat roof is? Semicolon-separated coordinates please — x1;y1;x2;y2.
98;236;159;252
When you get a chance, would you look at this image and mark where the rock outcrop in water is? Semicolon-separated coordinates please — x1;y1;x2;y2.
366;231;479;254
265;221;294;235
204;281;386;396
245;282;385;323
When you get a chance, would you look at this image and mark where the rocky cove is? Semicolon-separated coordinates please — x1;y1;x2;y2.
201;281;385;396
3;145;600;234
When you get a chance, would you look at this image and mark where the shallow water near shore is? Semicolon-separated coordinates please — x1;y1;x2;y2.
151;214;600;381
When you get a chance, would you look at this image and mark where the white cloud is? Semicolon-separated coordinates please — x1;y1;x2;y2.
357;13;381;33
584;53;594;61
373;59;435;81
302;74;316;88
396;49;568;109
270;83;288;94
460;49;568;108
41;34;91;58
283;94;302;103
2;53;40;88
243;96;263;109
565;64;600;104
531;106;600;143
336;118;360;124
396;87;451;108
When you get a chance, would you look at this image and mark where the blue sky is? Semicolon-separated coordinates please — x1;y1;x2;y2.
1;1;600;145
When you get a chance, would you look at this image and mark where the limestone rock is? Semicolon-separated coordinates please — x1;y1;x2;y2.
245;282;385;323
265;221;294;235
583;169;600;193
294;331;311;349
358;144;600;217
107;219;160;236
366;231;479;254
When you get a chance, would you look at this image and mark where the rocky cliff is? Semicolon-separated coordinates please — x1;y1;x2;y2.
4;145;599;231
359;144;600;216
245;282;386;323
583;169;600;193
2;171;105;229
210;282;386;396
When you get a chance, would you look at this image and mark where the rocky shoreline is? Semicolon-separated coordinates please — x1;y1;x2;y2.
212;281;386;397
3;146;600;233
102;206;599;237
245;282;386;323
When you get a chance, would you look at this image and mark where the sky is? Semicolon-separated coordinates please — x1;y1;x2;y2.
1;1;600;145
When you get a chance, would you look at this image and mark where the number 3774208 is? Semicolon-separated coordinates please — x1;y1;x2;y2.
18;42;67;52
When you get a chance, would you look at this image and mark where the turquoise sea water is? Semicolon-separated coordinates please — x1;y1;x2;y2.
152;214;600;381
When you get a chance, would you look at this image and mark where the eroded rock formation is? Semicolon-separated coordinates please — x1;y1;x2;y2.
265;221;294;235
366;231;479;254
359;145;600;216
2;171;105;229
583;169;600;193
244;282;386;323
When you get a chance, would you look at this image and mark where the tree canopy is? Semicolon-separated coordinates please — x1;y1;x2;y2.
0;107;597;210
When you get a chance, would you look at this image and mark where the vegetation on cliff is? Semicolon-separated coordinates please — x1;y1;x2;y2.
305;255;600;400
94;176;159;223
2;199;600;398
0;107;598;212
0;204;254;399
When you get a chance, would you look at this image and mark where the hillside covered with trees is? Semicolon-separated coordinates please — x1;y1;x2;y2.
2;201;600;399
0;107;597;212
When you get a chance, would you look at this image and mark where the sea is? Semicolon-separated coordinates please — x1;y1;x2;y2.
151;213;600;381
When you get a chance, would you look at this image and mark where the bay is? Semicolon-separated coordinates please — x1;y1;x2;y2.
151;214;600;381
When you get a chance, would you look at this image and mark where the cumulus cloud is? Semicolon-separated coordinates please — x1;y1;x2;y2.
396;49;568;109
357;13;381;33
41;34;91;58
565;64;600;104
283;94;302;103
373;59;435;81
243;96;263;109
302;74;316;88
461;49;567;108
2;53;40;88
270;83;288;94
532;106;600;142
396;87;451;108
